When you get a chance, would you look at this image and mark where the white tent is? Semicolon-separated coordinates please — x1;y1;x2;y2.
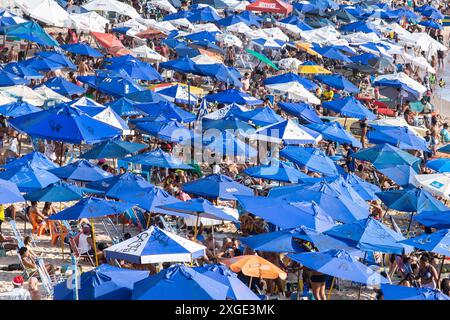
413;173;450;199
14;0;69;27
131;45;167;62
0;85;46;106
265;81;321;105
82;0;140;19
65;11;109;33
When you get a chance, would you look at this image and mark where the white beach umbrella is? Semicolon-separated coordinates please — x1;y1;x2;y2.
216;33;243;47
15;0;69;27
83;0;140;18
131;45;167;62
226;22;253;35
266;81;321;105
65;11;109;33
413;173;450;199
0;85;46;106
278;58;303;71
262;27;290;42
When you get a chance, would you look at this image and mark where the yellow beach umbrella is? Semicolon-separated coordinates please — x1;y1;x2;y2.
296;41;321;56
298;61;332;74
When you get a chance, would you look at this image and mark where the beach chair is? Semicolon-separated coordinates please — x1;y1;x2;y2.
36;258;55;296
101;217;122;244
68;237;95;267
16;251;38;280
9;220;25;248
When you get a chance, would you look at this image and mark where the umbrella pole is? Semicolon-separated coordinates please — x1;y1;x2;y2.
357;252;368;300
90;219;99;267
248;276;253;288
406;212;414;238
59;143;64;166
146;212;152;229
382;208;389;222
327;277;335;300
212;225;216;257
60;202;64;260
193;213;200;239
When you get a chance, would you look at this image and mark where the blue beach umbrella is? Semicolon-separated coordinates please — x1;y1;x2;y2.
204;131;257;158
421;8;444;20
233;107;284;127
182;174;253;200
0;178;25;204
41;77;86;97
437;144;450;154
277;102;322;124
381;284;450;300
35;51;77;70
305;121;362;147
375;187;447;213
426;158;450;173
86;172;153;198
106;97;144;117
0;101;41;117
243;160;309;183
205;89;263;106
238;11;262;26
123;148;192;169
236;195;336;231
0;164;59;192
419;19;442;29
49;159;113;182
3;21;59;46
195;64;242;87
135;120;194;143
155;84;198;105
315;74;360;93
368;125;429;152
134;101;195;123
288;249;389;285
252;120;322;145
264;72;317;91
313;46;352;63
158;198;238;222
342;173;381;201
9;105;122;144
159;57;199;74
80;140;146;160
104;226;206;264
61;43;104;57
131;264;228;300
324;217;413;254
240;228;308;253
322;97;376;120
217;15;251;27
48;197;135;220
3;62;43;79
377;165;418;187
0;69;29;86
105;55;162;81
413;209;450;230
21;57;63;72
187;7;221;23
1;151;58;171
116;186;180;214
280;146;339;176
399;229;450;256
78;70;144;97
353;143;422;171
201;117;255;133
54;264;148;300
24;181;83;202
194;264;260;300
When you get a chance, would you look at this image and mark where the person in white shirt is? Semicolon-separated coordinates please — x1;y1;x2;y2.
2;276;31;300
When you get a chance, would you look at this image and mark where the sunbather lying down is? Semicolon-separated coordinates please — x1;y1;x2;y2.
0;232;18;252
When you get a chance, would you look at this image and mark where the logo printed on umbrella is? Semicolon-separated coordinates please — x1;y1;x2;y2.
119;231;149;253
49;120;62;132
225;188;238;193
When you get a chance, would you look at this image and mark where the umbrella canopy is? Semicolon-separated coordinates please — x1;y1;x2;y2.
3;62;43;80
426;158;450;173
49;159;112;182
264;72;317;91
78;70;144;97
86;171;152;195
134;120;194;143
236;195;336;231
342;173;381;201
288;249;389;285
413;173;450;199
0;164;59;192
376;187;447;213
104;226;206;264
378;165;418;187
324;217;413;254
105;55;162;81
35;51;77;70
54;264;149;300
203;131;257;158
194;264;259;300
106;97;144;117
80;140;147;159
134;101;196;123
245;49;279;70
3;21;59;46
250;120;322;145
132;264;228;300
41;77;86;97
231;107;284;127
306;122;362;148
115;186;180;214
48;197;134;220
201;117;255;133
22;57;64;72
0;69;29;86
298;61;331;74
381;284;450;300
24;181;83;202
315;74;360;93
205;89;263;106
182;174;253;200
9;105;122;144
368;125;429;152
353;143;421;171
158;198;238;222
277;102;323;124
0;101;41;118
243;160;309;183
0;178;25;204
240;228;308;253
399;229;450;256
61;43;104;58
123;148;192;169
154;84;198;105
222;255;287;280
322;97;376;120
1;151;58;171
280;146;339;176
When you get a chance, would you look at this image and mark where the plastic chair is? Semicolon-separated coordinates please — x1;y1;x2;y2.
49;221;68;247
68;237;95;267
